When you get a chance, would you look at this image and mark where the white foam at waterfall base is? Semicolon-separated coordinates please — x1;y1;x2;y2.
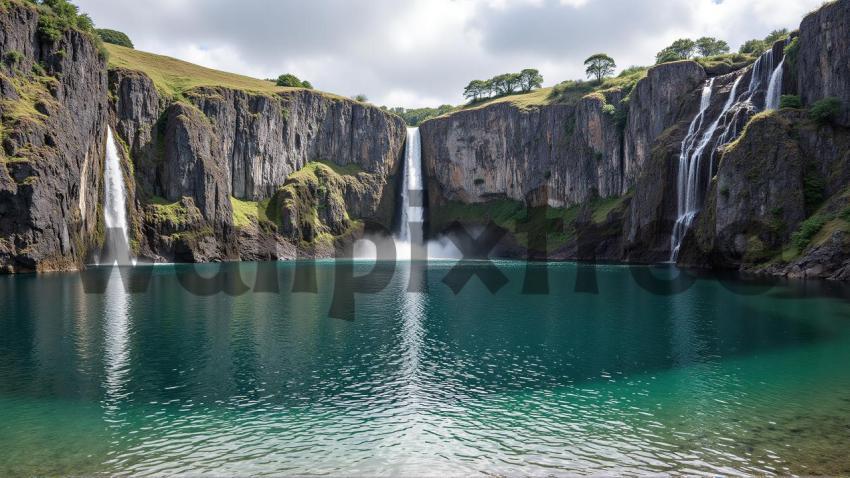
102;128;134;266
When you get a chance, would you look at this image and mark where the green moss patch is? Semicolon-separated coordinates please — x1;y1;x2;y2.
230;196;272;229
145;196;194;227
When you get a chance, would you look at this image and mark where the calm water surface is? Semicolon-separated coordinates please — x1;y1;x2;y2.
1;261;850;476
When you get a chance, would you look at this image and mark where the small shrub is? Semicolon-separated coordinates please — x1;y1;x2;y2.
809;97;842;125
96;28;133;48
803;168;825;213
792;214;827;251
31;62;46;76
784;37;799;76
602;103;616;116
780;95;802;109
276;73;311;88
36;15;63;43
4;50;23;66
614;99;629;130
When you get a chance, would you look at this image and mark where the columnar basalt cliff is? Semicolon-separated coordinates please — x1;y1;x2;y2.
0;1;108;272
420;0;850;278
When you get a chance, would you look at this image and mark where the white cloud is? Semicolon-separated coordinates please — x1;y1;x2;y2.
75;0;823;107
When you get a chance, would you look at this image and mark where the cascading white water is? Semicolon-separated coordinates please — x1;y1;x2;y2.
103;127;133;266
765;57;785;111
397;127;424;245
669;45;788;262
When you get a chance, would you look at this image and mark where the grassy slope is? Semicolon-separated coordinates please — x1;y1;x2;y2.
105;44;345;100
447;67;650;116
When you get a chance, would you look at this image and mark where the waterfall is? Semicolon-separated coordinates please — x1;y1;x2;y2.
102;127;133;266
765;57;785;110
669;44;787;261
395;127;424;256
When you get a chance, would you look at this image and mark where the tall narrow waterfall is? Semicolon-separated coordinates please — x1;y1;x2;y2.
765;57;785;110
102;128;133;266
669;45;787;262
396;127;424;252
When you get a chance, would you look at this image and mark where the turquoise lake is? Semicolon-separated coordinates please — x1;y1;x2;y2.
1;261;850;476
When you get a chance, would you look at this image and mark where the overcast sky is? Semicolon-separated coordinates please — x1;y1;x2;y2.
75;0;824;108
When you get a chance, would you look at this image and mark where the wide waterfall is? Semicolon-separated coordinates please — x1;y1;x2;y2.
102;127;133;266
669;46;787;261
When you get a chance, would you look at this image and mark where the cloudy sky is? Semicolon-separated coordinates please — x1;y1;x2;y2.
75;0;824;108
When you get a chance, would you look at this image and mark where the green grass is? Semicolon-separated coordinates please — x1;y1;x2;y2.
590;195;628;224
0;72;58;127
695;53;757;73
230;196;271;228
105;44;346;101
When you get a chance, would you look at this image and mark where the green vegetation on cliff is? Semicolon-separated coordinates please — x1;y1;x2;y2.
96;28;133;48
429;195;628;252
267;161;369;244
230;196;272;229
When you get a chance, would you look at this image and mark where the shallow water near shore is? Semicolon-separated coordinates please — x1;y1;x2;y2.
1;261;849;476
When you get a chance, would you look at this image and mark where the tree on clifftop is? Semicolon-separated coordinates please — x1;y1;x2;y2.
491;73;522;95
695;37;730;57
655;39;696;63
463;80;488;101
584;54;616;82
519;69;544;92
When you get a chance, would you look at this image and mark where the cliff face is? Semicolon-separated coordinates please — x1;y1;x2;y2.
622;61;706;189
108;68;406;262
420;91;626;212
0;2;108;272
797;0;850;126
421;60;708;257
419;0;850;277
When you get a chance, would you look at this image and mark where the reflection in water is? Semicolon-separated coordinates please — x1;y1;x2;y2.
1;262;850;476
101;267;132;465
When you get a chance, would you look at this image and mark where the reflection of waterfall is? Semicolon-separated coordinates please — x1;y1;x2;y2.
102;128;133;266
399;266;425;391
670;45;787;261
102;268;132;444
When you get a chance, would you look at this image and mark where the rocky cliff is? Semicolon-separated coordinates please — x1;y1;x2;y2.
0;1;108;272
108;68;406;263
0;2;406;271
420;0;850;278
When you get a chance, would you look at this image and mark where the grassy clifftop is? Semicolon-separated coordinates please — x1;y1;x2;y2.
105;44;345;101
